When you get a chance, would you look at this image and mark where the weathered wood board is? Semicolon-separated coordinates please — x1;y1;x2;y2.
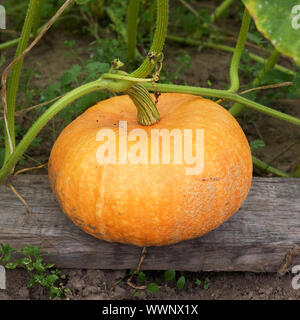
0;175;300;272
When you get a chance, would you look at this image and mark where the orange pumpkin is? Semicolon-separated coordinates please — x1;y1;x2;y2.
48;93;252;247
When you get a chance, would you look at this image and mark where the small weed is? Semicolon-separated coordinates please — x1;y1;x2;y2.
195;279;202;286
195;277;210;290
0;243;69;299
133;291;140;297
146;282;159;295
176;275;186;291
250;139;265;152
164;269;176;282
203;277;210;290
137;271;147;284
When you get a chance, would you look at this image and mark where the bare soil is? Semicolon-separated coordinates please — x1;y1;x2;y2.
0;268;300;300
1;11;300;300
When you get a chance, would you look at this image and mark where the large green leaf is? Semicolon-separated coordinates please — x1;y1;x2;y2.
242;0;300;65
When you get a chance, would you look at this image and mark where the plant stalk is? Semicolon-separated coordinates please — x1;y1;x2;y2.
32;0;44;38
131;0;169;78
228;8;251;92
211;0;235;22
143;82;300;126
4;0;41;163
229;49;282;117
252;156;290;177
127;0;140;61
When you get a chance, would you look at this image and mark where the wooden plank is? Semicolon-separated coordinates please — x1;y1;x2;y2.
0;175;300;272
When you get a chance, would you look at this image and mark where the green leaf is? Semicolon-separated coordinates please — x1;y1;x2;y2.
85;62;110;77
49;286;61;298
32;261;45;273
61;64;82;87
146;283;159;294
177;276;186;290
250;139;265;151
0;243;16;263
259;69;293;85
288;69;300;98
242;0;300;65
137;271;146;284
1;243;16;255
20;257;32;266
204;277;210;290
129;269;135;276
46;274;59;284
32;246;40;258
195;279;202;286
5;262;18;269
41;82;61;102
164;269;176;281
27;278;36;288
247;31;264;45
21;245;33;256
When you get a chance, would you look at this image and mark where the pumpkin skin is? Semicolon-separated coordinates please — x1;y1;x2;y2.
48;93;252;247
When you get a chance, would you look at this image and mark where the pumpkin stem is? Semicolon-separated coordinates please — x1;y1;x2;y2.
126;83;160;126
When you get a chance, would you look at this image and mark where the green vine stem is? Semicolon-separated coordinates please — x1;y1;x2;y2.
127;0;140;61
0;25;45;52
211;0;235;23
143;82;300;126
229;49;281;117
252;156;290;178
228;8;251;92
0;38;22;51
130;0;168;78
2;75;299;185
252;50;282;86
4;0;42;163
165;35;295;77
32;0;44;38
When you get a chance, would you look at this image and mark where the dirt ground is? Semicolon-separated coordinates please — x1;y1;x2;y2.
1;5;300;300
0;268;300;300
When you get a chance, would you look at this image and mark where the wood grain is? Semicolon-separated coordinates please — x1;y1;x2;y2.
0;175;300;271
